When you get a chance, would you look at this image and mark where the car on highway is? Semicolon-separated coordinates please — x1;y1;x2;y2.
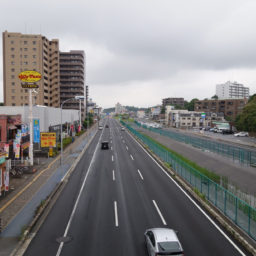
121;127;125;131
105;124;109;128
98;126;103;130
144;228;184;256
234;131;249;137
101;141;109;150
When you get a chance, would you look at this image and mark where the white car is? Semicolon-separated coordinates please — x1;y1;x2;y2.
234;131;249;137
144;228;184;256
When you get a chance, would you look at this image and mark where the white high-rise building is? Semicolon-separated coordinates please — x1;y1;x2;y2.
216;81;249;99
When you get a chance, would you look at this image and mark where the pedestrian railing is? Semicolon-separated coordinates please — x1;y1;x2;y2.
122;121;256;241
134;121;256;166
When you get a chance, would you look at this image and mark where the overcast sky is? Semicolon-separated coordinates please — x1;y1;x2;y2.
1;0;256;108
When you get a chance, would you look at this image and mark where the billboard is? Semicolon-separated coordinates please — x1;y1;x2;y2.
18;70;42;83
40;132;56;147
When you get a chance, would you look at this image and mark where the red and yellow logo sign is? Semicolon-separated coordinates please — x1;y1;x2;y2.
18;70;42;83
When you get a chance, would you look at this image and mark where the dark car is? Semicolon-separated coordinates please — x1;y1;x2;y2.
105;124;109;128
101;141;109;150
222;129;234;135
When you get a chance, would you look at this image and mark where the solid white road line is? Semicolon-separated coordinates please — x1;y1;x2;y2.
127;130;246;256
56;128;104;256
126;146;129;150
112;155;114;162
114;201;119;227
113;170;115;181
130;154;134;160
152;200;167;226
137;169;144;180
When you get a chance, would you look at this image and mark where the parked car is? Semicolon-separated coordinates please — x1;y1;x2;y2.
144;228;184;256
222;129;234;135
234;131;249;137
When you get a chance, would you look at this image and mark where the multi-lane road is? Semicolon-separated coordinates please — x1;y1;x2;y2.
24;118;251;256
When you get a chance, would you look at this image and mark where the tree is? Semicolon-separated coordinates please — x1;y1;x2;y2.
211;95;218;99
185;98;198;111
160;106;165;114
235;97;256;132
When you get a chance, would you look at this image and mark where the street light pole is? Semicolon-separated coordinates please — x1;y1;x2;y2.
61;96;85;165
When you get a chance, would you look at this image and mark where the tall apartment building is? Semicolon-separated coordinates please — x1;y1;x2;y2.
216;81;249;99
162;98;185;108
3;31;60;107
194;98;248;120
59;51;85;110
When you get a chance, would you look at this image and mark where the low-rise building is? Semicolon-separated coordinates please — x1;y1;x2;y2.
168;110;225;129
194;98;248;120
137;110;145;119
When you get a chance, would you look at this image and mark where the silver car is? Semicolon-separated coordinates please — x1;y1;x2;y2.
144;228;184;256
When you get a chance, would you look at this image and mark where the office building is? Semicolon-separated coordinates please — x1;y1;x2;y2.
216;81;249;99
3;31;60;107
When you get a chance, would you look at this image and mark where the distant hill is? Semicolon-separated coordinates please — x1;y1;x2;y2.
103;106;148;113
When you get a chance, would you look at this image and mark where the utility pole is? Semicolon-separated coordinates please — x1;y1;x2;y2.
86;85;89;131
29;89;33;166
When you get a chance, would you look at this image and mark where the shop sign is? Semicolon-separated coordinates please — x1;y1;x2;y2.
0;169;2;196
40;132;56;147
4;144;9;158
0;157;5;165
15;144;20;159
4;170;9;191
18;70;42;83
33;119;40;143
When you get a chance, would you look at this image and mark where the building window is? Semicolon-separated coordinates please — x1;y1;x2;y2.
11;40;14;44
24;48;28;51
11;48;15;51
12;103;16;106
11;96;15;100
11;89;15;93
11;68;15;72
24;41;28;45
12;82;15;86
11;75;15;79
24;61;28;65
33;48;36;51
33;41;36;45
11;61;15;65
33;61;36;65
11;54;15;58
24;55;28;58
33;55;36;58
25;89;28;93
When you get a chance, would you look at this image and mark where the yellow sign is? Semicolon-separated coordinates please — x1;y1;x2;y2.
40;133;56;148
18;70;42;83
21;83;39;88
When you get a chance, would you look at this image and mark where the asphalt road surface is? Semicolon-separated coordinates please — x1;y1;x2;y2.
24;118;251;256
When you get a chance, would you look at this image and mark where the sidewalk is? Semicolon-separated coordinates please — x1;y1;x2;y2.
0;125;97;254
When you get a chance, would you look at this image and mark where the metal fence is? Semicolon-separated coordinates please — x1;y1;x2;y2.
122;121;256;241
134;121;256;166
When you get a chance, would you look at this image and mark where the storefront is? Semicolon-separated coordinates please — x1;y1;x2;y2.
0;152;7;196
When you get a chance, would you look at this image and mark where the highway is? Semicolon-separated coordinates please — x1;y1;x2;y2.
24;118;251;256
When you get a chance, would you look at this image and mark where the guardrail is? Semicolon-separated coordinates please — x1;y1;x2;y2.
122;121;256;241
134;121;256;166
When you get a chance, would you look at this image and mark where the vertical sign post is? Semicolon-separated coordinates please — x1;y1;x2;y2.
18;70;41;166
